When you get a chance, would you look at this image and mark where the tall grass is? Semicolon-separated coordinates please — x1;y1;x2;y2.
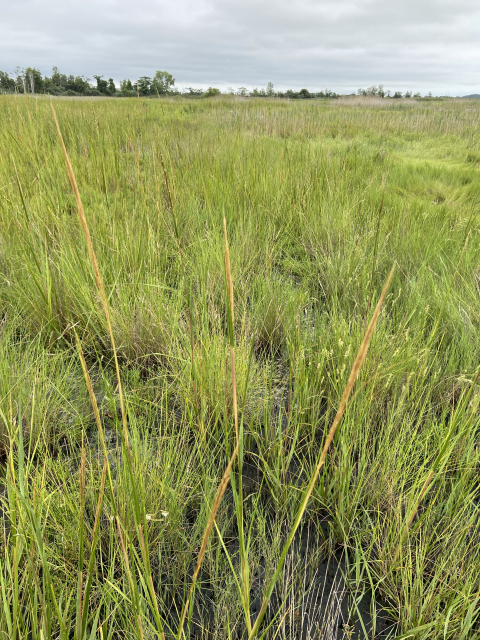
0;94;479;638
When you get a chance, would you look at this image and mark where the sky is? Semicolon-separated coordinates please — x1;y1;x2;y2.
1;0;479;95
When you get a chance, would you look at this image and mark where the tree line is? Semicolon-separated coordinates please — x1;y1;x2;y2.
357;85;426;98
0;68;337;98
0;67;430;99
0;67;176;97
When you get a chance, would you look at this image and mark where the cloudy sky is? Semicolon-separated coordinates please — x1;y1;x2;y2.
2;0;479;95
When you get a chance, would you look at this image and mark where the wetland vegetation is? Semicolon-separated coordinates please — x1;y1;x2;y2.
0;94;479;639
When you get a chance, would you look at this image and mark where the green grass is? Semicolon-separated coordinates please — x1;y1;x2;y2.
0;93;479;639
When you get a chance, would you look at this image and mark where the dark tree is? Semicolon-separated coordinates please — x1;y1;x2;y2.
51;66;67;88
0;71;15;92
94;75;109;94
64;75;90;94
136;77;152;95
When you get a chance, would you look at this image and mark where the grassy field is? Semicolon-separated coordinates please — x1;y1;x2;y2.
0;93;479;639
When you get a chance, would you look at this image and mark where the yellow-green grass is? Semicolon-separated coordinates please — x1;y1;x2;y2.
0;94;479;639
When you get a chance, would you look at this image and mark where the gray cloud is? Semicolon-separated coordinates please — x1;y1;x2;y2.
1;0;479;94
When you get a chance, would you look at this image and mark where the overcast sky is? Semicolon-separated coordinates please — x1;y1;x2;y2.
1;0;479;95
